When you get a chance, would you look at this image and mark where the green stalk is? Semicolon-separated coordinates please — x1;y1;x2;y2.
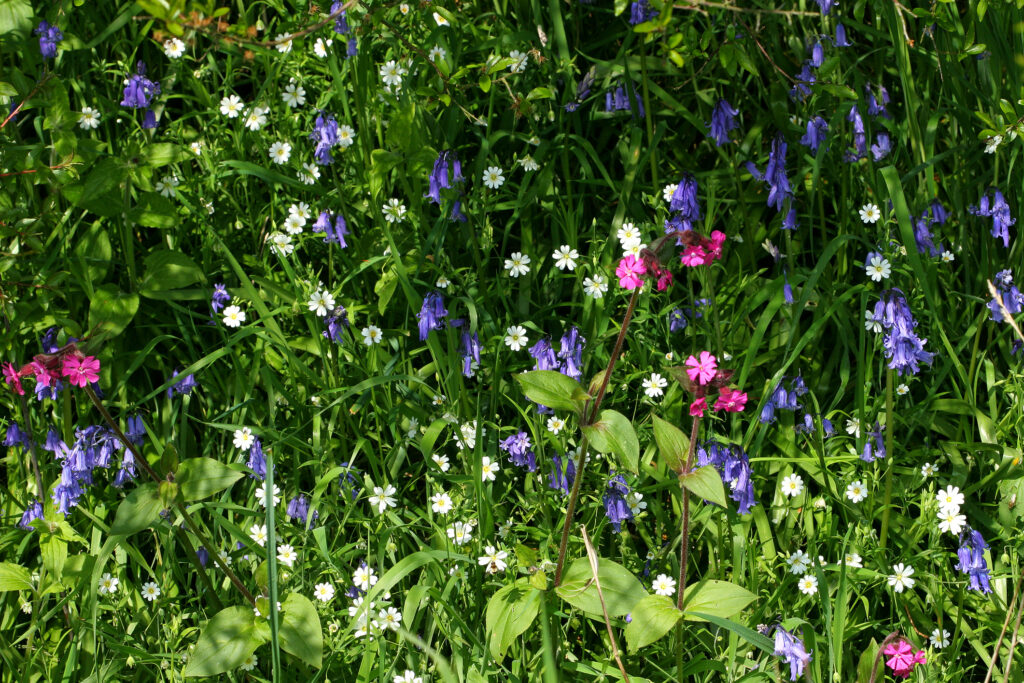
675;414;701;682
265;456;283;680
879;368;895;550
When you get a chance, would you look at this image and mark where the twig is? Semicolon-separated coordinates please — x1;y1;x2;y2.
1001;584;1024;683
1;73;55;129
984;572;1024;683
581;525;631;683
987;280;1024;345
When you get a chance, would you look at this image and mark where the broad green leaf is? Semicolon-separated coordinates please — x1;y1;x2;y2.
0;562;33;592
556;557;646;617
88;284;139;339
485;579;542;660
127;192;178;229
110;482;164;536
515;370;589;415
0;0;33;36
143;142;184;167
219;159;304;189
526;87;554;101
685;612;775;654
140;249;205;293
41;535;67;579
624;594;683;652
679;465;728;508
652;414;689;471
73;220;112;283
280;592;323;668
183;606;262;677
681;580;756;621
177;458;244;501
581;409;639;473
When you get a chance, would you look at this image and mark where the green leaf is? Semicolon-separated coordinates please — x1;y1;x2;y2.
183;606;263;677
0;562;33;592
555;557;646;617
652;414;689;471
679;465;727;508
526;87;554;101
140;249;205;293
88;285;139;339
681;580;756;621
143;143;184;167
581;410;639;474
280;592;323;668
820;84;858;99
177;458;245;502
0;81;17;97
479;73;491;92
856;638;879;683
127;192;178;229
219;159;304;189
73;221;112;283
110;483;164;536
0;0;33;36
41;535;68;580
624;594;683;652
486;579;542;660
515;370;589;415
685;612;775;653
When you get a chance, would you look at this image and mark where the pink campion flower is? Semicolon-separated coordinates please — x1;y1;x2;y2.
61;355;100;388
714;387;748;412
685;351;718;385
656;270;674;291
706;230;726;262
3;362;25;395
689;397;707;417
29;360;58;387
884;639;926;679
616;255;646;289
680;245;709;267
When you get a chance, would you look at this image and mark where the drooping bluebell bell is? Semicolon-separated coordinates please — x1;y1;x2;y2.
799;116;829;153
834;23;851;47
969;189;1016;247
126;415;146;446
40;327;59;353
696;441;757;514
912;212;943;257
870;132;891;161
861;421;886;462
956;528;992;593
287;494;318;526
346;38;358;57
112;449;136;488
629;0;658;24
669;308;688;332
668;173;702;232
313;210;349;247
872;288;934;376
211;283;231;314
782;206;798;231
759;375;807;423
417;292;448;341
323;305;349;344
166;369;198;398
565;68;595;112
783;271;794;304
929;200;949;225
500;431;536;471
338;462;361;501
121;61;160;111
310;111;340;165
547;453;576;495
605;84;644;115
427;150;464;205
773;625;812;681
18;500;44;530
449;200;467;222
746;135;791;212
247;438;266;480
528;338;558;371
460;330;481;377
330;1;350;33
708;99;740;146
196;546;210;567
865;83;891;118
142;109;158;129
603;474;634;532
815;0;835;14
35;21;62;59
844;105;867;161
35;378;61;402
809;42;825;68
43;429;69;458
557;326;585;380
52;462;83;514
789;62;816;101
5;422;31;451
988;270;1024;323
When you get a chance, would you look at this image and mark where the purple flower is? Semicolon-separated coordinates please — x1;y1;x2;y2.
427;150;463;205
861;421;886;462
5;422;30;450
605;84;643;115
987;270;1024;323
696;441;757;514
809;42;824;68
500;431;536;471
815;0;835;14
211;284;231;314
197;546;210;567
18;499;44;530
872;288;934;376
548;453;576;495
845;105;867;161
246;438;266;480
782;206;798;231
708;99;740;146
113;449;136;488
121;61;160;110
834;23;851;47
783;271;794;304
603;474;633;532
167;370;198;398
313;210;349;247
759;375;807;423
747;135;791;212
330;1;350;33
347;38;358;57
799;116;829;154
929;200;949;225
912;212;943;256
42;429;68;458
870;132;892;161
52;462;84;514
35;21;62;59
323;305;349;343
417;292;447;341
126;415;146;446
668;173;702;232
969;189;1016;247
669;308;688;332
629;0;658;24
956;528;992;593
529;338;558;371
310;111;340;165
789;62;816;101
338;462;361;500
287;495;318;526
773;625;812;680
449;200;467;222
460;330;481;377
557;326;585;380
40;327;59;354
865;83;891;118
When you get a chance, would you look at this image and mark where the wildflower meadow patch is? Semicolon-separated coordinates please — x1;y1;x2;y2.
2;0;1024;681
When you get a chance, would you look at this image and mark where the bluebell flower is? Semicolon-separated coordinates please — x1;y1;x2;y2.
782;206;798;231
338;462;361;501
696;441;757;513
529;338;558;371
330;1;350;33
548;453;576;495
460;330;481;377
52;462;83;514
427;150;464;205
929;200;949;225
121;61;160;110
346;38;358;57
747;135;791;212
211;284;231;314
142;109;158;129
759;375;807;423
815;0;835;14
870;132;891;161
629;0;658;24
35;21;62;59
799;116;829;153
557;326;585;380
603;474;634;532
773;625;812;681
566;68;595;112
809;42;825;68
313;210;349;247
43;429;69;458
783;271;794;304
310;111;340;165
323;306;350;344
417;292;447;341
18;500;44;530
113;449;136;488
287;495;318;526
669;173;702;231
912;212;943;256
844;105;867;161
872;288;934;376
956;528;992;593
669;308;688;332
865;84;891;118
449;200;467;222
126;415;146;446
500;431;536;471
167;370;198;398
988;270;1024;323
605;85;644;115
834;23;851;47
861;421;886;462
196;546;210;567
5;422;30;450
969;189;1016;248
708;99;740;146
35;378;61;402
40;327;59;353
789;62;816;101
247;438;266;480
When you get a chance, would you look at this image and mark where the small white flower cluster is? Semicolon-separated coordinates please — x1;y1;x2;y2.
935;484;967;535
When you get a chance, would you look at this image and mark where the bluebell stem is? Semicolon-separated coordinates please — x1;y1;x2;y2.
799;116;829;153
956;528;992;593
417;292;447;341
603;474;633;532
773;625;812;681
969;189;1016;247
988;270;1024;322
708;99;740;146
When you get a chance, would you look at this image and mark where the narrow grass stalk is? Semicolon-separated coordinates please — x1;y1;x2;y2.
675;414;701;682
265;457;283;680
879;367;895;550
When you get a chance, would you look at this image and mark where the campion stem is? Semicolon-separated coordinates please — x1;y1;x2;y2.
675;414;701;682
84;386;257;607
879;368;895;550
18;394;45;501
554;286;641;586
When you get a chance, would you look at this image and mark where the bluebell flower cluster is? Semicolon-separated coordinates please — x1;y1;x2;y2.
211;283;231;314
696;440;757;514
547;453;576;495
605;84;644;115
310;111;340;165
603;474;633;532
565;69;595;112
628;0;658;25
120;61;161;129
460;329;481;377
911;202;947;256
51;419;145;513
35;21;62;59
844;105;867;161
988;270;1024;322
18;499;44;530
794;411;835;437
861;421;886;462
287;494;318;526
872;288;934;376
427;150;464;205
247;438;266;480
708;99;739;146
312;210;349;247
969;189;1016;247
330;2;357;56
499;431;536;471
799;116;829;153
323;304;349;343
417;292;448;341
5;421;33;451
773;625;812;681
166;369;198;398
746;135;791;214
528;326;585;380
759;374;808;423
665;173;702;235
956;528;992;593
